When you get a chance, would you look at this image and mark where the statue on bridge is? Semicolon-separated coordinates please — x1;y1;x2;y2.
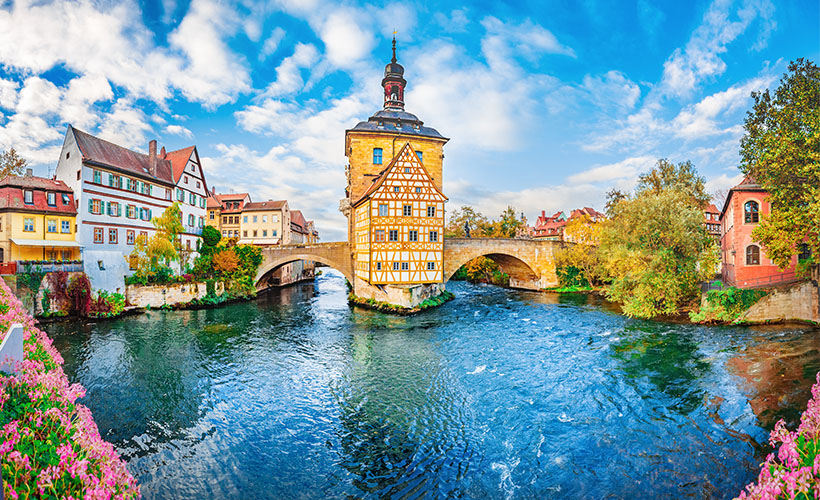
464;221;471;239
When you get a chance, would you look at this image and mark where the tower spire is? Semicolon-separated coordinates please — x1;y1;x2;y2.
382;34;406;110
391;33;397;63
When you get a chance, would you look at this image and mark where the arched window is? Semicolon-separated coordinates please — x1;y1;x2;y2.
744;200;759;223
373;148;383;165
746;245;760;265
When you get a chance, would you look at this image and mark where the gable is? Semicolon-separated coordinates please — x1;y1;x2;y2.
353;142;447;206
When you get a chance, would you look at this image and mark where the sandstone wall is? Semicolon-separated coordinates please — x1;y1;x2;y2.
353;277;444;308
740;281;819;324
126;281;225;308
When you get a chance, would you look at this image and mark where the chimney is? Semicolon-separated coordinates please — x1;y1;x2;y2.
541;210;545;218
149;140;157;175
25;168;32;177
160;146;166;158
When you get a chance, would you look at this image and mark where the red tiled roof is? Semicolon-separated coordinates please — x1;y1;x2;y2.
165;145;196;183
243;200;286;212
290;209;306;231
213;193;251;213
71;126;175;185
569;207;604;220
206;195;221;209
706;203;719;213
0;176;77;215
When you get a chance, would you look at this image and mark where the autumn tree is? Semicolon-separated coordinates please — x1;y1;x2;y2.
0;148;27;178
213;249;239;275
127;203;185;281
739;58;819;274
553;214;603;287
445;206;490;237
599;161;718;318
486;206;525;238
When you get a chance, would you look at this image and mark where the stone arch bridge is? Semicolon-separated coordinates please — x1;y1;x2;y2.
256;238;561;291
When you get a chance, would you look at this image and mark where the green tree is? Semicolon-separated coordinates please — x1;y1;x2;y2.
127;203;184;281
487;206;525;238
553;214;603;286
0;148;27;178
600;160;718;318
445;205;490;237
201;225;221;250
739;58;820;273
636;158;710;208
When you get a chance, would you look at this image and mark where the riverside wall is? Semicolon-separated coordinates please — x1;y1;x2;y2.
126;281;225;308
740;280;819;324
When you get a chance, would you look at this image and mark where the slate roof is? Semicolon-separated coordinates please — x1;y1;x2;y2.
70;126;175;186
0;176;77;215
243;200;286;212
348;109;447;140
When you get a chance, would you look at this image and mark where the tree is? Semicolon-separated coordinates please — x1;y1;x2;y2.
636;158;710;208
604;189;627;216
201;225;221;250
213;249;239;275
739;58;820;273
445;206;490;237
127;203;184;281
486;206;525;238
553;214;603;286
0;148;27;178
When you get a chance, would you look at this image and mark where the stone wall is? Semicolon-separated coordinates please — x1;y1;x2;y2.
126;281;225;308
353;277;444;308
740;280;819;324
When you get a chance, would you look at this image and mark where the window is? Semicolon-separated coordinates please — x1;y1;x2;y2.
126;205;136;219
139;231;148;240
262;230;267;237
142;182;150;195
272;215;278;222
222;216;228;225
392;262;400;270
253;215;258;223
23;190;33;204
140;208;152;221
76;170;81;180
23;217;34;232
108;201;120;217
376;262;382;271
66;151;70;159
200;197;205;208
415;187;421;193
427;206;436;217
47;192;56;206
379;204;388;216
744;201;760;223
165;188;172;200
408;230;418;242
394;187;400;193
404;167;410;173
61;193;70;205
128;178;137;192
188;214;194;226
243;216;248;223
262;215;267;223
403;205;412;216
93;227;103;243
388;230;398;241
109;229;118;244
427;262;436;270
199;217;204;228
47;250;56;261
196;181;200;188
401;262;409;270
177;189;184;202
209;211;215;220
799;243;812;261
89;199;101;214
416;151;423;163
429;231;438;242
61;250;71;260
272;230;277;237
97;260;105;270
746;245;760;265
184;177;188;184
189;192;195;205
127;230;135;245
61;220;70;233
373;148;383;164
243;230;248;237
47;219;57;233
253;230;257;237
93;170;101;184
375;230;385;242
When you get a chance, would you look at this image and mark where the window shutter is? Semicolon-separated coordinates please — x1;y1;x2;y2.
108;174;113;187
148;209;152;219
88;199;93;213
117;203;122;217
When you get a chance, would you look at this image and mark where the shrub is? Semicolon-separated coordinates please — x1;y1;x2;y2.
689;287;767;323
213;249;239;275
557;266;590;288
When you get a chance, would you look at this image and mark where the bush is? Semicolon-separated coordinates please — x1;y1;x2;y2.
557;266;590;288
201;225;221;249
689;287;767;323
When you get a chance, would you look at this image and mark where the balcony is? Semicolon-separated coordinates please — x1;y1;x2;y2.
14;260;84;274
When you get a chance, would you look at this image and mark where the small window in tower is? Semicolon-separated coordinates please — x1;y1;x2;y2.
416;151;423;163
373;148;383;165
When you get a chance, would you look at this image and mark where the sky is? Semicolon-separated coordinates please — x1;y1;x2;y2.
0;0;817;241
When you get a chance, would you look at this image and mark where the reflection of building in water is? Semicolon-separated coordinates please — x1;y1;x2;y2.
726;327;820;428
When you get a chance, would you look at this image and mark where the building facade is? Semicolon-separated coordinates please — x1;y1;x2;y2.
720;176;799;287
0;173;79;262
705;203;720;240
239;200;288;246
342;39;449;307
211;193;251;239
532;211;567;240
166;146;208;252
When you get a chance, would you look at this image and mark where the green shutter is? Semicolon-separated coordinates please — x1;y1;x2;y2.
117;203;122;217
88;199;93;213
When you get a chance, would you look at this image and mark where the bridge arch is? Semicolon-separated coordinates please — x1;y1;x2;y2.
255;243;354;288
443;238;560;290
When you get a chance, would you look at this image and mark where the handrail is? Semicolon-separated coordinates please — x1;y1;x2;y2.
739;270;802;289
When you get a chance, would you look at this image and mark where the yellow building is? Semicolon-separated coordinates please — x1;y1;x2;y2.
206;194;221;231
353;143;446;285
0;174;80;262
207;192;251;238
238;200;288;245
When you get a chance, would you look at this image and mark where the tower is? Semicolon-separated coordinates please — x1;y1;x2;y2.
342;38;450;308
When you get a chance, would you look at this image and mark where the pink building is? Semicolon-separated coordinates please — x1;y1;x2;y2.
719;176;800;288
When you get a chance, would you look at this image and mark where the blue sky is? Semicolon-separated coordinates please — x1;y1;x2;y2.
0;0;817;240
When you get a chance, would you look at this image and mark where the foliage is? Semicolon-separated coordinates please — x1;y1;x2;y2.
0;278;139;499
0;147;27;178
66;274;92;317
735;372;820;500
556;266;590;288
88;291;126;318
599;174;719;318
739;58;820;274
689;287;768;323
445;205;491;237
604;189;628;216
451;256;511;287
485;206;525;238
213;249;239;274
553;214;603;286
201;225;221;251
347;290;455;314
127;202;185;282
636;158;711;208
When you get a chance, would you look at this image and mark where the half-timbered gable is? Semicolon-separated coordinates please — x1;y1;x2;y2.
353;142;446;285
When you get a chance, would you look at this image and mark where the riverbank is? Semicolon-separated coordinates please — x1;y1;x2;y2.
0;278;139;498
347;289;455;315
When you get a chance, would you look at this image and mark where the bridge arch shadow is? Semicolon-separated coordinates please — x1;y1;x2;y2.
255;253;354;290
444;251;540;289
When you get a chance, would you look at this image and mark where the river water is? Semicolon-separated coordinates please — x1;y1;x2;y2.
45;270;820;499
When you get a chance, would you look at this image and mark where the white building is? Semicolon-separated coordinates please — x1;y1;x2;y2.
55;126;207;292
165;146;208;255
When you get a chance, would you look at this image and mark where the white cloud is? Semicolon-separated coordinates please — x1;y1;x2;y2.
97;98;154;150
567;156;656;184
260;26;286;60
165;124;194;139
316;8;375;68
581;71;642;113
660;0;776;97
0;79;19;110
434;8;470;33
480;16;576;65
262;43;320;97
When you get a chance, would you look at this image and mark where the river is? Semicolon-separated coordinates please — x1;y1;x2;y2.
45;270;820;499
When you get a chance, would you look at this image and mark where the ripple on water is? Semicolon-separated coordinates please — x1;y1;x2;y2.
44;272;820;499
